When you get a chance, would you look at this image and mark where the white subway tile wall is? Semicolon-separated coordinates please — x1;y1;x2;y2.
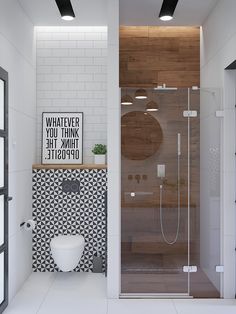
36;27;107;163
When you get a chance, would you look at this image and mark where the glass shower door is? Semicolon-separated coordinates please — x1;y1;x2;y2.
121;88;190;296
189;88;222;298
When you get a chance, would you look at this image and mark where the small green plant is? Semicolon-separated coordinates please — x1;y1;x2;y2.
92;144;107;155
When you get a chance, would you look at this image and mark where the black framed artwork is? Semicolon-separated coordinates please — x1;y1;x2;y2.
42;112;83;164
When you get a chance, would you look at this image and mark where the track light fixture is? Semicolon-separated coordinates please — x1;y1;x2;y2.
55;0;75;21
159;0;178;21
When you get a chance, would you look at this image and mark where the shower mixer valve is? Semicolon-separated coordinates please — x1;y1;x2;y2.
127;174;148;183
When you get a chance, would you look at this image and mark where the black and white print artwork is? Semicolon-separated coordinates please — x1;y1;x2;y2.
42;112;83;164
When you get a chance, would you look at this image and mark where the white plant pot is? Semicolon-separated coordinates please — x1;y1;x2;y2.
94;154;106;165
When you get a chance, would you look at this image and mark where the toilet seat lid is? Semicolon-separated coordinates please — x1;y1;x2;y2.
51;235;84;249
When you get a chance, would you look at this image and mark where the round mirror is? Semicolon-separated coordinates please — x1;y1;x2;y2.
121;111;163;160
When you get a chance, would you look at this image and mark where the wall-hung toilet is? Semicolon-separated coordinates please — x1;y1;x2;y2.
50;235;85;272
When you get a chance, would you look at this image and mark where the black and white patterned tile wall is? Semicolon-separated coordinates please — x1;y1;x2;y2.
32;168;107;272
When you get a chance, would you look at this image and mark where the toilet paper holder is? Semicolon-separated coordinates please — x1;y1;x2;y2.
20;220;36;230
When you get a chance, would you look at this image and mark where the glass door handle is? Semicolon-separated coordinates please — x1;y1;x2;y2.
7;196;13;201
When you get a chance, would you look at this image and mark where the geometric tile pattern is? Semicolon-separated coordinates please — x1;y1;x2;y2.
32;169;107;272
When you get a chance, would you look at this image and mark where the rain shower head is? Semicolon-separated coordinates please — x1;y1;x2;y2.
153;84;178;91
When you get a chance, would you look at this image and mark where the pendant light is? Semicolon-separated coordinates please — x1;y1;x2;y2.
135;89;148;100
146;100;159;112
146;90;159;112
121;94;133;106
121;88;133;105
55;0;75;21
159;0;179;21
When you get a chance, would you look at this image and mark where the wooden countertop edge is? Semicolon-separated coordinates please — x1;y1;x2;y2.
32;164;107;170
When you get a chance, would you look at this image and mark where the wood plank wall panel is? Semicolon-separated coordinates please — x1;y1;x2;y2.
120;26;200;88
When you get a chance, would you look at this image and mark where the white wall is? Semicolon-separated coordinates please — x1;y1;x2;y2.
18;0;107;26
107;0;120;298
201;0;236;298
35;26;107;163
0;0;36;301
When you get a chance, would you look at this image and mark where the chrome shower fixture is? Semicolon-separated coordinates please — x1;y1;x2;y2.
154;83;178;91
159;133;181;245
177;133;181;156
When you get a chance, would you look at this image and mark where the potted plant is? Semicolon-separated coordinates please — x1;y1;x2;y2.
92;144;107;164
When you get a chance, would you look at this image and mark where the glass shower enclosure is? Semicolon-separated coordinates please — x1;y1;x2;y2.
120;87;222;298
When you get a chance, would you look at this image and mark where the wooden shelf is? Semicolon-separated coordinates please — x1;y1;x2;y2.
32;164;107;170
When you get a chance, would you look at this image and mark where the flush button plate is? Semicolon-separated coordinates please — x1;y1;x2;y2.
62;180;80;193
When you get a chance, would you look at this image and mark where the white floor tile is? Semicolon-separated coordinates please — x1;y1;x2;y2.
37;273;107;314
49;272;107;299
22;272;57;292
5;273;236;314
107;299;177;314
173;299;236;314
4;273;56;314
38;299;107;314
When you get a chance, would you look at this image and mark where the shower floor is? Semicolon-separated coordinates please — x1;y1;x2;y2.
121;254;220;298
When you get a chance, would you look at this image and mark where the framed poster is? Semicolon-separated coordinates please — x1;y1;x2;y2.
42;112;83;164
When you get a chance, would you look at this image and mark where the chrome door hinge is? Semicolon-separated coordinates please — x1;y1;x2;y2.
215;265;224;273
183;266;198;273
215;110;224;118
183;110;198;117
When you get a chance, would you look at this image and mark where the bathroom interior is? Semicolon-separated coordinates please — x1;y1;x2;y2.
119;25;222;298
0;0;236;313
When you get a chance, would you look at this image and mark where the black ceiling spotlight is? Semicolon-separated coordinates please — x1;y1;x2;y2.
55;0;75;21
159;0;179;21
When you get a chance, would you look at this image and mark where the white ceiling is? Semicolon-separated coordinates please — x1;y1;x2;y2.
17;0;108;26
120;0;219;26
17;0;219;26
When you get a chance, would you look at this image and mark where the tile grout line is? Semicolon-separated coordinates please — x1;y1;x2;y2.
171;299;179;314
106;298;108;314
35;273;58;314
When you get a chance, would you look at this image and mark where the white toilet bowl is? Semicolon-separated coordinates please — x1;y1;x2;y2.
50;235;85;272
